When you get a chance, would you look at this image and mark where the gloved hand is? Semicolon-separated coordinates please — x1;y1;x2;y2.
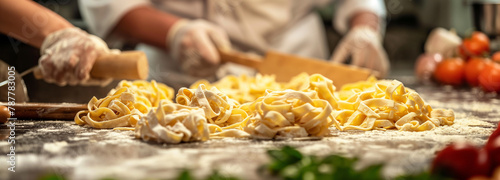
39;27;113;86
330;26;390;78
167;19;231;77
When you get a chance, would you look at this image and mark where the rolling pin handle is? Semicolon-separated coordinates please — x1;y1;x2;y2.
33;68;43;79
33;51;149;81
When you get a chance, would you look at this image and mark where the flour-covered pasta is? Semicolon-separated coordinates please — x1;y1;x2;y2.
177;84;250;138
75;80;174;129
243;90;337;139
76;73;455;143
331;79;454;131
135;101;209;143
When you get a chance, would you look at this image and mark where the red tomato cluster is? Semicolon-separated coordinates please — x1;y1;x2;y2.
431;124;500;180
459;31;490;59
433;31;500;92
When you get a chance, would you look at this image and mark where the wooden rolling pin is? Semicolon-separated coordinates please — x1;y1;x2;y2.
0;103;86;120
34;51;149;80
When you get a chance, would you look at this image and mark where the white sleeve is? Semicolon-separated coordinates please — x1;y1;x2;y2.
78;0;150;38
334;0;386;34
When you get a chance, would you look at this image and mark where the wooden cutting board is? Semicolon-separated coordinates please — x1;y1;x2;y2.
0;102;86;120
219;50;377;88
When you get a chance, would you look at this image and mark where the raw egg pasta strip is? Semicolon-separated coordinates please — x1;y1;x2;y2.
75;80;174;129
135;101;209;143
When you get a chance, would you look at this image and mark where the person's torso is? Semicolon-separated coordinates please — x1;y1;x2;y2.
151;0;331;53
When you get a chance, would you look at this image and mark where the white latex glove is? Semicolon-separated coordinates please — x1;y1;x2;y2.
424;28;461;58
168;19;231;77
330;26;390;78
39;27;114;86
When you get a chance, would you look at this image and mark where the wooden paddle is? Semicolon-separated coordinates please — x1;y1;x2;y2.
219;50;377;88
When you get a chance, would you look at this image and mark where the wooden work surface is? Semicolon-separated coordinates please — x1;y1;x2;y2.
0;76;498;180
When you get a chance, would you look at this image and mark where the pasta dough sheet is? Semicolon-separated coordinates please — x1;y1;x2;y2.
76;73;455;144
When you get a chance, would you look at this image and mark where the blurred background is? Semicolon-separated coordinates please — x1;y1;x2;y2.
0;0;488;102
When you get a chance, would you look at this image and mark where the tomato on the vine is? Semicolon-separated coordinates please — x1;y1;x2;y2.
478;62;500;92
461;39;487;57
459;31;490;59
465;57;491;86
434;58;466;86
471;31;490;51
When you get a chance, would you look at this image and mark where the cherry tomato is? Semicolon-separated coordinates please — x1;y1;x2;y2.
459;32;490;59
434;58;466;86
431;142;491;180
492;52;500;63
478;63;500;92
465;57;491;86
461;39;487;57
471;31;490;52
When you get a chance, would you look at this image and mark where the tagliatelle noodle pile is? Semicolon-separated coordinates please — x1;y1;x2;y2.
241;73;454;132
75;73;455;143
176;84;251;138
75;80;174;129
243;89;337;139
190;74;284;103
135;101;209;143
331;78;455;131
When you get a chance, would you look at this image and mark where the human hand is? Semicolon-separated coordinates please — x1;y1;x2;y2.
330;26;389;78
39;27;113;86
167;19;231;77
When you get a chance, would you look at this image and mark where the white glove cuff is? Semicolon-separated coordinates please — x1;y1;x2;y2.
334;0;386;35
353;26;383;42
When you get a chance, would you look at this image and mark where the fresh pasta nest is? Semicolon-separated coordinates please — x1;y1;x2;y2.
135;101;209;143
74;80;174;129
243;90;335;139
75;73;455;144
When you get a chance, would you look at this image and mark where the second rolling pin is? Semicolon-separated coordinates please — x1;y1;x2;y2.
0;103;86;120
219;49;376;88
34;51;149;80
